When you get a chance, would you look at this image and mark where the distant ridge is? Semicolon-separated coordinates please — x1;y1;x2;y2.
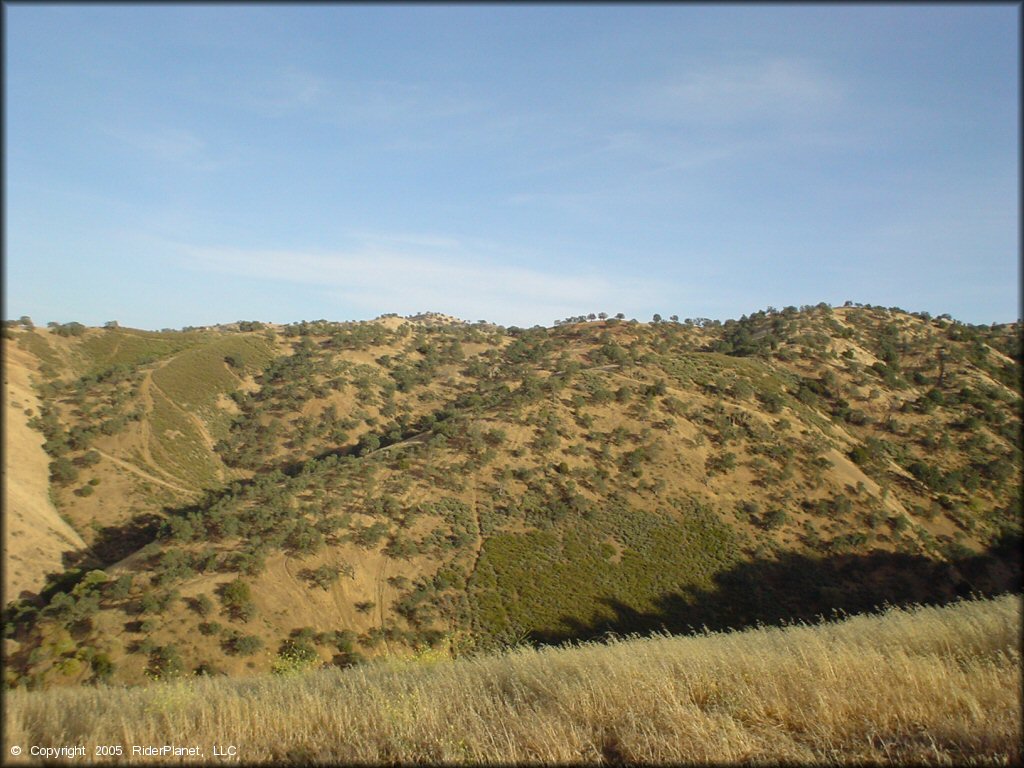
403;311;471;326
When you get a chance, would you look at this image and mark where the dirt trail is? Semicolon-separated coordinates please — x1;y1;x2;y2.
92;448;194;496
128;353;231;487
283;555;305;593
466;468;485;584
149;376;220;455
377;554;389;653
371;431;431;455
148;373;227;483
131;372;197;489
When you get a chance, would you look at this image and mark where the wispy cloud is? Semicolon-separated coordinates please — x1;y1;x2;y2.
519;57;850;187
247;66;327;114
506;57;848;207
606;130;747;175
99;125;229;172
634;58;844;127
505;189;609;218
336;81;483;124
241;66;485;129
171;235;666;325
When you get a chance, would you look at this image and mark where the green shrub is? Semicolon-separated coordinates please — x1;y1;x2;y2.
106;575;133;600
272;639;319;675
49;458;79;485
227;633;263;656
147;644;184;679
90;652;114;682
220;579;256;621
193;594;213;617
469;498;739;641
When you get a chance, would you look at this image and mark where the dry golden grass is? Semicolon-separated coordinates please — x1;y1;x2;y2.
5;593;1020;765
3;343;86;598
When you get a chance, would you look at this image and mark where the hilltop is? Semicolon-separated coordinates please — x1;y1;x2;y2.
2;303;1021;688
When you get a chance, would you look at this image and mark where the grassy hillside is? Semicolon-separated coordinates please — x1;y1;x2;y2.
2;305;1021;688
2;343;87;599
4;594;1019;764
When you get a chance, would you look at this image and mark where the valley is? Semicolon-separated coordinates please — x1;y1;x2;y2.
2;304;1020;689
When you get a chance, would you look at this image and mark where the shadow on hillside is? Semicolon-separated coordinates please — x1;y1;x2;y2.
538;532;1022;645
6;512;166;605
62;512;164;570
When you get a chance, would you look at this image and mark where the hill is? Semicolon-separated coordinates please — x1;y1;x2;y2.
2;304;1021;688
4;593;1020;764
3;343;86;599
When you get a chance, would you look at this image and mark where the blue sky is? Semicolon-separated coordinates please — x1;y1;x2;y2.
5;4;1019;329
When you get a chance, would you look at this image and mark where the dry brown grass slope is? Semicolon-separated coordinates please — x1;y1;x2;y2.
4;594;1020;765
3;342;86;599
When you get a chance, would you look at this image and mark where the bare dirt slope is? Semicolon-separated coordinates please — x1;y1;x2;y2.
3;344;86;601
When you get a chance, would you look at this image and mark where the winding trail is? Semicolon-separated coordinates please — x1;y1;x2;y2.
466;468;484;585
149;375;220;455
93;447;194;496
370;430;431;456
283;555;304;592
118;354;230;491
377;554;389;653
131;369;200;490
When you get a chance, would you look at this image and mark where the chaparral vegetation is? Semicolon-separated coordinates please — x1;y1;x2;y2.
3;304;1020;764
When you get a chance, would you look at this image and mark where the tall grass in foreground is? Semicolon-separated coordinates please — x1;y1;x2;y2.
5;594;1020;765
